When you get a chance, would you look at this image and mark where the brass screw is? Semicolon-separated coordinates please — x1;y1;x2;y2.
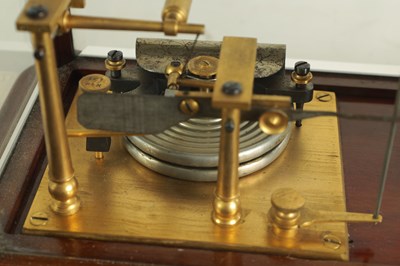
322;233;342;250
95;152;104;159
30;212;49;226
316;92;332;102
26;5;48;20
222;81;242;95
179;99;199;115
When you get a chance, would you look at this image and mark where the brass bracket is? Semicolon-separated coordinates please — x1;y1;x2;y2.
17;0;71;34
212;37;257;110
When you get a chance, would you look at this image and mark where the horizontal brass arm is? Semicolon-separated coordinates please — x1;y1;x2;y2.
63;14;204;35
299;208;382;228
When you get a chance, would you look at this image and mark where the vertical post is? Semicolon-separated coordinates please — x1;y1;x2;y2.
212;108;241;225
32;32;80;215
211;37;257;226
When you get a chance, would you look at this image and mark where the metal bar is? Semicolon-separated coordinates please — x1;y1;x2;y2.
212;37;257;110
32;32;80;215
64;15;204;34
212;108;242;225
373;79;400;218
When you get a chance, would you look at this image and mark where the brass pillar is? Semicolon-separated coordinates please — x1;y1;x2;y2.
32;32;80;215
212;108;242;225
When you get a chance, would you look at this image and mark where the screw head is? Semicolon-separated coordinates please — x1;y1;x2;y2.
33;48;45;60
224;119;235;133
179;99;199;115
107;50;123;62
294;61;311;76
316;92;332;102
30;212;49;226
222;81;242;95
323;233;342;250
26;5;48;19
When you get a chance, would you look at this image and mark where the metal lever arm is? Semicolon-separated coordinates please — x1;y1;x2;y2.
269;188;382;238
299;208;382;228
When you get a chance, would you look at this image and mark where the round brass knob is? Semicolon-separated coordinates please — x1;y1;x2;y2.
79;74;111;93
271;188;305;212
259;110;288;135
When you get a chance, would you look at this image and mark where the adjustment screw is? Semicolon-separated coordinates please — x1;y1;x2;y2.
26;5;48;20
222;81;242;95
225;119;235;133
107;50;123;62
34;48;45;60
322;234;342;250
294;61;311;76
179;99;199;115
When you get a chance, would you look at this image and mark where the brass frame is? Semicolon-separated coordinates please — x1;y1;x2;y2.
16;0;204;215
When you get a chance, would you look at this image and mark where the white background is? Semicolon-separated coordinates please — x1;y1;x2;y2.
1;0;400;74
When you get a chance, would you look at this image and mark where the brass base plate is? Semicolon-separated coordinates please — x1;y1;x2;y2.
23;91;348;260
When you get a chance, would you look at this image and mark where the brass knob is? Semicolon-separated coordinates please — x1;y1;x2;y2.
271;188;305;213
259;110;288;135
79;74;111;93
179;99;199;115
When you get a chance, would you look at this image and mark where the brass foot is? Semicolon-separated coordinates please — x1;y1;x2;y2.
212;194;241;226
48;177;81;215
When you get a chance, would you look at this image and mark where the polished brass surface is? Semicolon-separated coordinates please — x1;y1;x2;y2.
24;92;349;260
187;55;219;78
212;108;242;225
259;111;289;135
31;32;80;215
212;37;257;110
79;74;111;93
291;71;313;85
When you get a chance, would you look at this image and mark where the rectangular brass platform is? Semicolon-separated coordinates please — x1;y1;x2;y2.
23;91;348;260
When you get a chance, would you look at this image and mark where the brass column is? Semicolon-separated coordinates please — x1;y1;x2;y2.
212;108;241;225
32;32;80;215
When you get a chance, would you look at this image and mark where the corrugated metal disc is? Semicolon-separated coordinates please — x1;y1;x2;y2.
124;119;292;181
